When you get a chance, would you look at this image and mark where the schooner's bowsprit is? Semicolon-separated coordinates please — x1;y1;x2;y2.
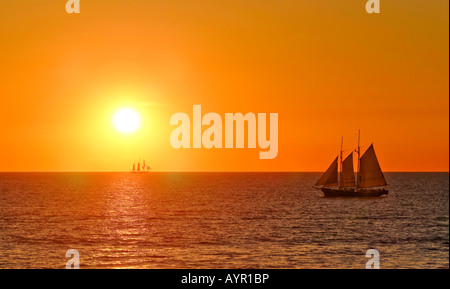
314;131;388;197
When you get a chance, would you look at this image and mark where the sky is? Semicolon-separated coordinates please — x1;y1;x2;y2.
0;0;448;172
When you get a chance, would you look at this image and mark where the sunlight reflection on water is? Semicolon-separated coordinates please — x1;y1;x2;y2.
0;172;448;269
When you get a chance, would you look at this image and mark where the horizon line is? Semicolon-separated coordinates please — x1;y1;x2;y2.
0;171;448;173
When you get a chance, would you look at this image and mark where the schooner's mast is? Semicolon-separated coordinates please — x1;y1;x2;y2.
356;130;361;189
339;137;343;188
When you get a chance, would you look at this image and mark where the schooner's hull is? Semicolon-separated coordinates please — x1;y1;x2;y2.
321;188;388;197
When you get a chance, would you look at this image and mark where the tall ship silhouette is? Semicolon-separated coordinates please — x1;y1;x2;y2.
131;159;151;173
314;131;388;197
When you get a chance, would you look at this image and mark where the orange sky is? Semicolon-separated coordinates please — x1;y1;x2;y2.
0;0;448;172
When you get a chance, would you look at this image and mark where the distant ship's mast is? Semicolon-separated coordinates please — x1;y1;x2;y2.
339;137;343;189
356;130;361;189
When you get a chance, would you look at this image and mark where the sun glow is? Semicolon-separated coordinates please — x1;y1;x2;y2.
113;108;141;133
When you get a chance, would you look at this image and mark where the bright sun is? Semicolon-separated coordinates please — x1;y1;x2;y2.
113;108;141;133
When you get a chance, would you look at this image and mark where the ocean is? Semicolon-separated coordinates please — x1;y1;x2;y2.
0;172;448;269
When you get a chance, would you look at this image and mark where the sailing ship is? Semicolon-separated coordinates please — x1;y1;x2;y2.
314;131;388;197
131;159;151;173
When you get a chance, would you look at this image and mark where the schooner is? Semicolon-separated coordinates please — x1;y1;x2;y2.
314;131;388;197
131;159;151;173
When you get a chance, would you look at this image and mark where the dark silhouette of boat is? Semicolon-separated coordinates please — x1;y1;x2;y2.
131;159;151;173
314;131;388;197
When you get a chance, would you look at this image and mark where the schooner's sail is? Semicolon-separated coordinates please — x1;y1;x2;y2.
314;131;388;197
341;152;355;187
315;157;339;187
358;144;387;188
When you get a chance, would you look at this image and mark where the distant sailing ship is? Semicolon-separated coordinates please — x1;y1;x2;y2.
131;159;151;173
314;131;388;197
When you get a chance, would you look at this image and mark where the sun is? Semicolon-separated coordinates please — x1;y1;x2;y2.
113;108;141;133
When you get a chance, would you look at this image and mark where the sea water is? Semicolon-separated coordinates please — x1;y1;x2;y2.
0;172;448;269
